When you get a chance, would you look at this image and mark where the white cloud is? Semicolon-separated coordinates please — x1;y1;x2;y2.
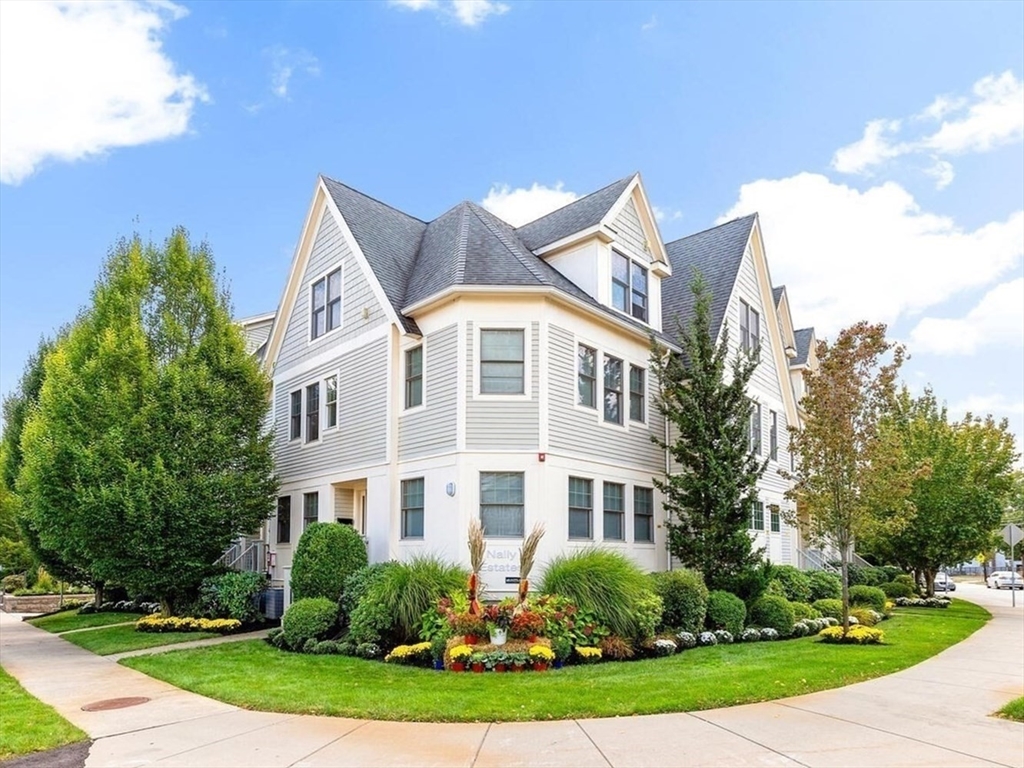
388;0;509;27
641;15;657;32
719;173;1023;337
947;393;1024;420
909;278;1024;355
831;71;1024;181
652;205;682;222
481;182;578;227
923;158;955;190
0;0;207;185
265;46;320;99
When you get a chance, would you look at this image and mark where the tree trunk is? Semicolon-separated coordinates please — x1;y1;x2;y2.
94;581;104;608
913;568;924;596
924;568;936;597
841;547;850;633
160;597;174;618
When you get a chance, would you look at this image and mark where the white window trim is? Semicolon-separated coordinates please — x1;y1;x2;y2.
306;262;344;346
402;340;426;414
610;249;651;327
571;334;648;434
400;476;425;540
302;381;323;447
628;363;648;426
567;475;594;541
473;323;532;401
632;485;656;546
575;342;599;412
288;389;303;443
324;373;339;432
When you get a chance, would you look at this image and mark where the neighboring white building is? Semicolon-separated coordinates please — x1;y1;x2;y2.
252;173;817;603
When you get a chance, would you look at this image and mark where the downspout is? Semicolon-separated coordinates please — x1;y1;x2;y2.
664;415;672;572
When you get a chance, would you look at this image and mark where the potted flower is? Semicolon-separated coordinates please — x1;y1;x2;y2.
430;634;448;671
470;651;486;673
575;645;602;664
484;603;513;645
486;650;509;672
529;644;554;671
449;644;472;672
510;610;545;641
451;612;486;645
551;636;573;669
509;650;528;672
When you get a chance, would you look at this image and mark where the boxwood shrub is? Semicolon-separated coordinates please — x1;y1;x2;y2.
749;595;796;637
881;580;915;599
281;597;339;650
812;598;844;621
790;601;820;621
768;565;813;603
290;523;368;602
806;571;842;601
849;585;886;612
705;590;746;635
650;568;708;634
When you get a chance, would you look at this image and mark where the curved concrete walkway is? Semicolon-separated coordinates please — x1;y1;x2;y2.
2;583;1021;768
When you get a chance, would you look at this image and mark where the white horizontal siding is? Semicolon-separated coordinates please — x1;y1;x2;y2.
611;198;649;260
399;323;458;460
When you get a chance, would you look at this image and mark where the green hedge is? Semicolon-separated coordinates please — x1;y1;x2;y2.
849;585;887;612
705;590;746;635
749;595;796;636
768;566;813;603
812;598;843;621
290;523;368;603
807;570;841;601
281;598;338;650
882;580;915;599
650;568;708;635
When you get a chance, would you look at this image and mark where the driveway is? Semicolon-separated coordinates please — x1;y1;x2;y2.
1;583;1021;768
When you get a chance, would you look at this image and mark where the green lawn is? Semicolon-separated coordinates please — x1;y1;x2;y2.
62;625;218;655
996;695;1024;722
29;609;143;634
0;667;87;760
122;600;990;722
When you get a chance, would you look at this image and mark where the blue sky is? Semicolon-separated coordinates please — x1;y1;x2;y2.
1;0;1022;450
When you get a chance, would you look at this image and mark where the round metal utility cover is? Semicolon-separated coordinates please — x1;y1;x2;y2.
81;696;151;711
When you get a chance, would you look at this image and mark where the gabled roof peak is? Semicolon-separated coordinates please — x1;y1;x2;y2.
515;174;636;251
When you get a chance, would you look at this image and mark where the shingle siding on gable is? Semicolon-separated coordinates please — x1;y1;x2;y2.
277;213;388;372
399;323;458;461
465;321;540;450
547;324;663;469
273;336;389;479
611;198;649;261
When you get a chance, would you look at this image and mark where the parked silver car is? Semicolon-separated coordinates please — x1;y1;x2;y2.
986;571;1023;589
934;572;956;592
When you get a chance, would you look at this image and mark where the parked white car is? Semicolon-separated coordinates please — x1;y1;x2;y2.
986;571;1023;589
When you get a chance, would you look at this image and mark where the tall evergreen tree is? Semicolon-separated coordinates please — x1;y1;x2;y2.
652;270;767;591
18;230;277;614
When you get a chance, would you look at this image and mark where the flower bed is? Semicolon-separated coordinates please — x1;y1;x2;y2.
443;636;552;671
136;616;242;634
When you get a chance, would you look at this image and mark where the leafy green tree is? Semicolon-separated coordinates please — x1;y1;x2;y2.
862;390;1018;594
18;230;277;614
786;322;916;630
652;270;767;591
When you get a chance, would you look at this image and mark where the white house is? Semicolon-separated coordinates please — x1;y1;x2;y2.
251;173;817;603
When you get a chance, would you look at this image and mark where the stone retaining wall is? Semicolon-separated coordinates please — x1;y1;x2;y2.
1;593;94;614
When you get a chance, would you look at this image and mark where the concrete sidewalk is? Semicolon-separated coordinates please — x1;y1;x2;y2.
1;583;1021;768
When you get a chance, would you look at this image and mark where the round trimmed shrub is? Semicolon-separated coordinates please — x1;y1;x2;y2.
807;570;842;601
281;597;339;650
290;523;368;602
759;627;779;641
790;621;808;637
705;590;746;635
790;601;820;621
675;631;697;649
769;566;812;603
650;568;708;635
740;628;762;642
713;629;734;644
749;595;796;637
849;585;886;612
849;607;877;627
812;598;843;621
697;631;718;647
881;580;914;599
893;574;916;588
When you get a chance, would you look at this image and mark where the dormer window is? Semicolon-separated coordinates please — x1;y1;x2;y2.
611;251;648;323
311;267;342;340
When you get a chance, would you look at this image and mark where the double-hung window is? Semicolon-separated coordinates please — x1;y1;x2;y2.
480;472;524;537
401;478;424;539
770;505;781;533
769;410;778;461
629;365;645;422
289;391;302;440
611;251;649;323
311;268;342;340
604;356;623;424
325;376;338;429
303;492;319;530
405;346;423;408
634;486;654;542
480;329;524;394
568;477;592;539
749;500;765;531
578;345;597;408
740;300;760;353
277;496;291;544
305;383;320;443
603;482;625;540
749;401;762;455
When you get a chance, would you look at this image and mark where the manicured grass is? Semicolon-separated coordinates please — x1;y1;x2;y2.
996;695;1024;722
123;600;990;722
0;667;87;760
62;625;218;655
29;609;143;634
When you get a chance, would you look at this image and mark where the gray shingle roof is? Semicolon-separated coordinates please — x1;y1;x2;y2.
661;214;757;343
515;175;635;251
793;327;814;366
772;285;785;306
322;176;427;334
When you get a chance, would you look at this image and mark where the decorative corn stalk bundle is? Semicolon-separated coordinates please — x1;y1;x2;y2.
467;518;485;615
517;523;545;603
